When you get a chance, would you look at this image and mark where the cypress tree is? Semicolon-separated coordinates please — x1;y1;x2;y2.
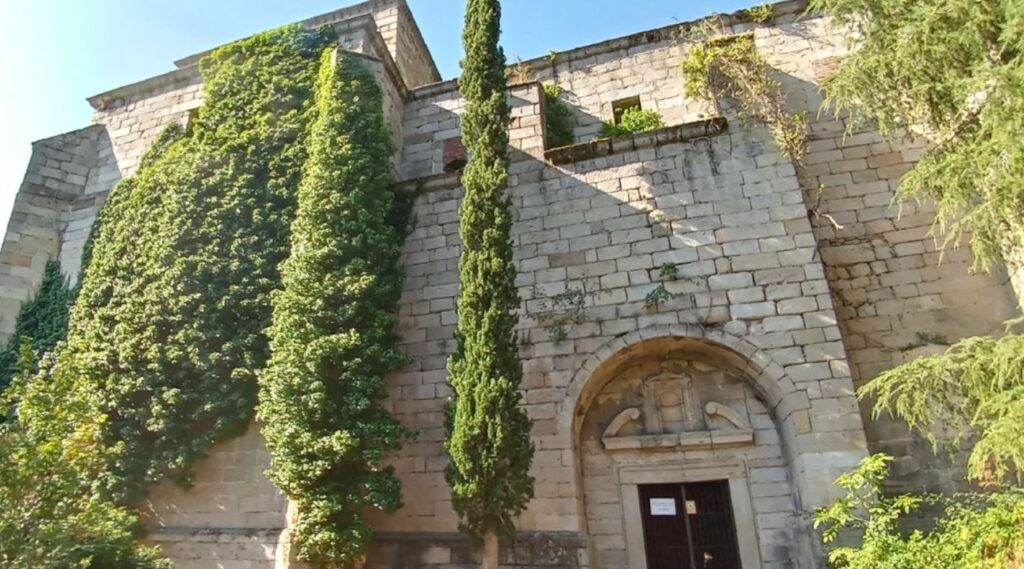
0;259;72;393
445;0;534;565
258;51;411;568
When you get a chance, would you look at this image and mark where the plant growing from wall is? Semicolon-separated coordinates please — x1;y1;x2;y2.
645;262;682;310
445;1;535;567
744;3;774;24
258;51;412;568
0;260;72;394
597;106;665;139
543;83;575;148
538;288;586;341
681;32;807;162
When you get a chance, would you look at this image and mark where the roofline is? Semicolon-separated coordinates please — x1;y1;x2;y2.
172;0;402;69
409;0;812;99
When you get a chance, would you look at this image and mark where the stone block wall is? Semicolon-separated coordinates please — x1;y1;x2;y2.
0;124;119;339
2;1;1020;567
753;11;1019;493
141;425;291;569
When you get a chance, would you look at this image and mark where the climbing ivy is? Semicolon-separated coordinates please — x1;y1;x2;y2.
0;259;72;394
2;24;337;565
258;52;412;568
682;32;807;162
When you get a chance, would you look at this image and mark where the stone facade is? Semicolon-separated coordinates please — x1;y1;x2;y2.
2;0;1019;568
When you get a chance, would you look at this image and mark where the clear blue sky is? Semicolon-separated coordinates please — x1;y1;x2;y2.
0;0;752;228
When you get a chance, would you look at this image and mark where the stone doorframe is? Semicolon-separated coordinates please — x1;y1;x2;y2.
619;460;762;569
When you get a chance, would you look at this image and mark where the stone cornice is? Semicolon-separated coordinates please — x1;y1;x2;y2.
544;118;729;166
409;0;811;99
87;66;201;112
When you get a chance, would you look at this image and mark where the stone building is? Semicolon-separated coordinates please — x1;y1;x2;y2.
1;0;1018;567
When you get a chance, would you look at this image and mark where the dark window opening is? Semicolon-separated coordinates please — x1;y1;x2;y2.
639;480;742;569
443;136;467;173
612;96;642;124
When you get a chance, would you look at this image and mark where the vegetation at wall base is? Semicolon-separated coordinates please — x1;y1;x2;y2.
596;107;665;139
811;0;1024;565
0;24;338;566
258;51;412;568
815;454;1024;569
0;259;72;395
682;32;807;162
445;0;535;548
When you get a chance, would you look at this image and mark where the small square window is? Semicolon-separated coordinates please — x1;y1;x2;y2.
612;96;642;125
443;136;467;173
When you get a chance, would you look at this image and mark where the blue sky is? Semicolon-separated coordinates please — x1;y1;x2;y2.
0;0;752;228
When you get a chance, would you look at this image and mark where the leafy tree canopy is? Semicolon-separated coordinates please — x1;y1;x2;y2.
811;0;1024;269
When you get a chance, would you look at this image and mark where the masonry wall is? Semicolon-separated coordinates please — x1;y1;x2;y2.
1;1;1020;568
751;13;1019;494
0;124;120;339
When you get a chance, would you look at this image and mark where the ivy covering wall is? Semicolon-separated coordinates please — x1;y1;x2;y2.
0;259;72;394
258;51;410;568
1;24;409;567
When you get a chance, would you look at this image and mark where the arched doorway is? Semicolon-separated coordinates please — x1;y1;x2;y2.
571;333;800;569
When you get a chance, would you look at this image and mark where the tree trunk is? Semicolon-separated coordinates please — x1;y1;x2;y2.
482;532;500;569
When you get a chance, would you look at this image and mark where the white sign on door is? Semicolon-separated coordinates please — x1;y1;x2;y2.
649;498;677;516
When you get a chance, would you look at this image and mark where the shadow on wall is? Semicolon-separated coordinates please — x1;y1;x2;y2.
366;80;871;567
0;125;120;343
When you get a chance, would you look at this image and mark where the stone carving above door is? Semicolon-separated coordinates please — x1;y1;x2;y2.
602;369;754;452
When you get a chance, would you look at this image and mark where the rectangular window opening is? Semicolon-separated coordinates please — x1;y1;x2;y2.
612;96;642;124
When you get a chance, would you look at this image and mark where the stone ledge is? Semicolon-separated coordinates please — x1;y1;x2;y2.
544;117;728;166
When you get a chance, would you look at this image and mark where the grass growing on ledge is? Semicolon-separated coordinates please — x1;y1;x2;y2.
597;107;666;139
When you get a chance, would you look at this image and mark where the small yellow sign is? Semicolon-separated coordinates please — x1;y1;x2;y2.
686;500;698;515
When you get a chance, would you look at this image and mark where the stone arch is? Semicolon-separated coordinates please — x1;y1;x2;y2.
560;324;797;450
561;324;862;568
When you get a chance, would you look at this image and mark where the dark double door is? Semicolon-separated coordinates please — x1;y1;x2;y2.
639;481;743;569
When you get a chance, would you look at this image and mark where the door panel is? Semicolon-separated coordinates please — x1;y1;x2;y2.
639;484;693;569
638;480;743;569
684;481;742;569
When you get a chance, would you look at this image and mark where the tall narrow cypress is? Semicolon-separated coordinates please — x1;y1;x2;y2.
445;0;534;565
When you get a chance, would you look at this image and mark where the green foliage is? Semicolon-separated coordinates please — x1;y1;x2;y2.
815;454;1024;569
543;83;575;148
1;24;337;565
0;343;169;567
597;106;666;139
0;260;72;393
258;52;412;568
861;333;1024;484
446;0;535;543
659;262;680;279
745;3;774;23
645;263;684;311
538;288;586;342
644;285;677;310
682;32;807;161
810;0;1024;270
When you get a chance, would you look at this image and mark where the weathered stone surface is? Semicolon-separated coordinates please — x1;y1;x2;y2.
3;0;1018;567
